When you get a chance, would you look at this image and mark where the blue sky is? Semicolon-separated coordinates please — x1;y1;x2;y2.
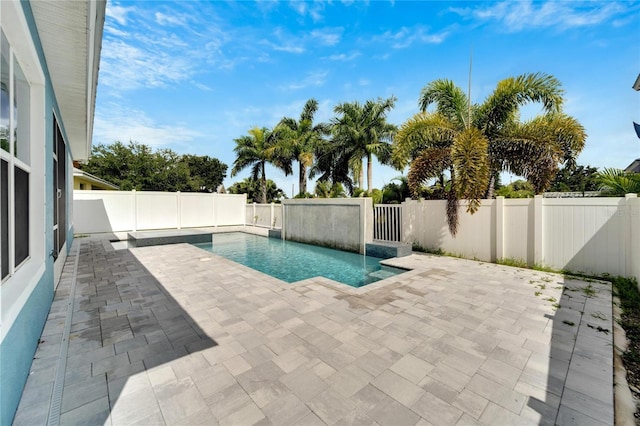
93;0;640;195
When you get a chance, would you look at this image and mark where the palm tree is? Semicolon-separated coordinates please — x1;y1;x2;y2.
276;99;330;196
314;180;347;198
228;177;286;203
231;127;291;204
597;168;640;196
332;97;397;192
309;137;356;195
392;73;586;235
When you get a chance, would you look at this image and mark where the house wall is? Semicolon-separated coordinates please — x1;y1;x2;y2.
73;175;115;190
0;1;74;423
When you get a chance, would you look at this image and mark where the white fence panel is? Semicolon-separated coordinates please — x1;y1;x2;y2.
244;203;283;229
74;191;134;233
136;192;178;230
73;191;246;233
273;205;282;229
180;193;215;228
254;204;272;228
214;194;246;226
630;195;640;281
401;195;640;282
542;197;626;276
403;199;495;261
502;199;534;264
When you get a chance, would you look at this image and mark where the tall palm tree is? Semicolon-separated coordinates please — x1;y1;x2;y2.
276;99;329;196
231;127;291;204
332;96;397;192
309;137;356;195
392;73;586;235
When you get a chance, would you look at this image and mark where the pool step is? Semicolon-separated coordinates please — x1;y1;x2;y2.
368;269;399;280
127;229;213;247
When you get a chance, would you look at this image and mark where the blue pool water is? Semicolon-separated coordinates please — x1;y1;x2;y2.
193;232;407;287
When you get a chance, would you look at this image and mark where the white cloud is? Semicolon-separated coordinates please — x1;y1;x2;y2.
290;0;326;22
100;4;238;91
261;27;307;54
154;11;188;27
327;51;361;61
105;4;135;26
100;39;193;91
269;42;306;54
453;1;627;32
94;105;201;148
376;26;448;49
310;28;343;46
282;71;328;90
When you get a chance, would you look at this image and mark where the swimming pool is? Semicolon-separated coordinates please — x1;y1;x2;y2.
193;232;407;288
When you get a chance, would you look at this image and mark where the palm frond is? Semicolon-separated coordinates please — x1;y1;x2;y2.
418;79;469;129
451;127;489;213
475;72;564;136
597;168;640;196
392;112;458;169
407;147;452;196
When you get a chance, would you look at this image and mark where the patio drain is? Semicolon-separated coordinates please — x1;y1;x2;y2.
47;240;81;426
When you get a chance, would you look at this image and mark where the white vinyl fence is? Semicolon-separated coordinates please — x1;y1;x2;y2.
245;203;282;229
73;190;247;233
399;194;640;280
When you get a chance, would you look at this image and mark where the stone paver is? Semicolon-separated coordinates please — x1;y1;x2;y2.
14;231;614;425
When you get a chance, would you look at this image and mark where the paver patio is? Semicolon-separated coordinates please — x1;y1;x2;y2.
14;232;614;425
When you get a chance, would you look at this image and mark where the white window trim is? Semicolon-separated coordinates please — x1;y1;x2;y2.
0;0;47;344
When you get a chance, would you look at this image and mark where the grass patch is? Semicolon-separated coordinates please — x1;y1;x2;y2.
496;257;528;268
610;276;640;410
582;284;597;297
411;243;444;255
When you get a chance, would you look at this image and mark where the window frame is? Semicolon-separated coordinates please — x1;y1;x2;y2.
0;30;32;282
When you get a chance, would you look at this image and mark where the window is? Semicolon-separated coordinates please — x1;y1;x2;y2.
53;116;66;258
1;30;30;280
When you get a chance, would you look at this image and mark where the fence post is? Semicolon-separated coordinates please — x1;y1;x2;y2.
533;195;543;266
252;202;257;227
177;191;182;230
625;193;638;279
132;189;137;232
270;203;275;229
211;193;217;228
495;196;504;262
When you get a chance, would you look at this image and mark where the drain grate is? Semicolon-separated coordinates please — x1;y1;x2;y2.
47;240;81;426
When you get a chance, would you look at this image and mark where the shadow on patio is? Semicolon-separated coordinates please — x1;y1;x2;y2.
14;238;219;425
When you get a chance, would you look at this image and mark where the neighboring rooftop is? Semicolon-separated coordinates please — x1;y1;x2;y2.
625;159;640;173
73;167;119;190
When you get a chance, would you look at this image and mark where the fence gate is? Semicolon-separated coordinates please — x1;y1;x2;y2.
373;205;402;242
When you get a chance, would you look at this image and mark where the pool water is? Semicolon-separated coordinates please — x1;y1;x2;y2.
193;232;407;288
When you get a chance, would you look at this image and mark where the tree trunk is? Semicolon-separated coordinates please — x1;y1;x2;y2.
358;160;364;190
486;175;495;199
260;162;267;204
367;153;373;192
299;161;307;195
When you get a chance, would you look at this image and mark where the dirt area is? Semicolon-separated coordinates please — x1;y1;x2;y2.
612;276;640;421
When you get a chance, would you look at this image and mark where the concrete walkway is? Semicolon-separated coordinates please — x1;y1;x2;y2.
14;234;614;425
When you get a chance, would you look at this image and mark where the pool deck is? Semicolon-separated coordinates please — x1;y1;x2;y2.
14;233;614;425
